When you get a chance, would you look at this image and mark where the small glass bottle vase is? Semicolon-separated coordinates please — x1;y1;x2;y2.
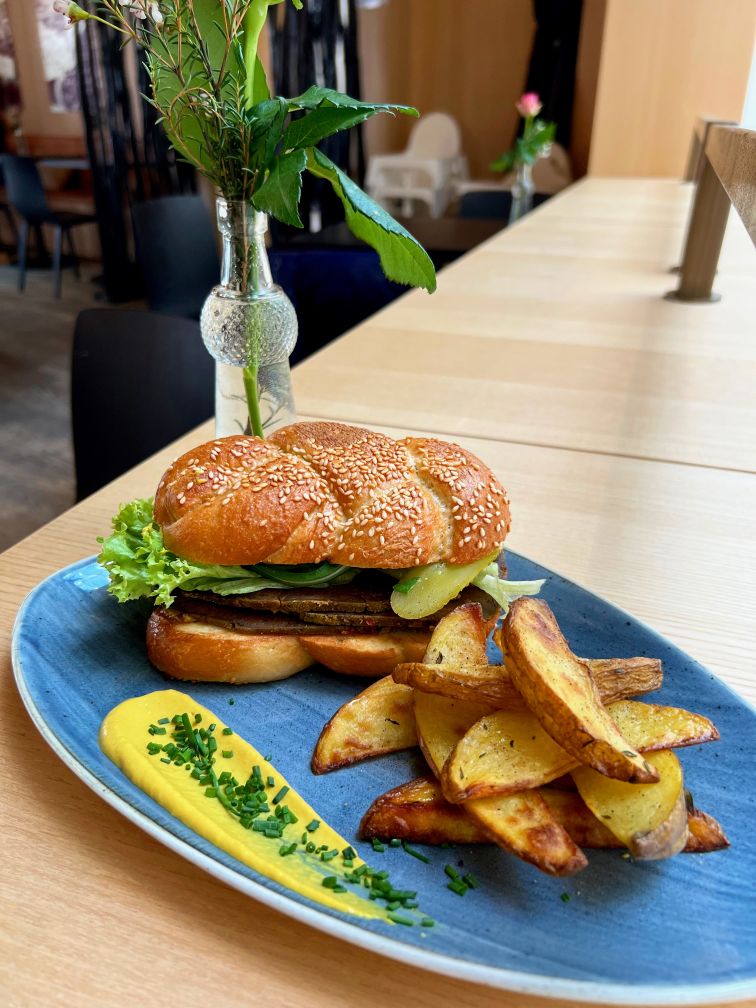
201;200;297;437
509;162;535;224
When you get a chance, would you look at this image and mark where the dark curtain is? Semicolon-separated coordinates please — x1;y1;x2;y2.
75;10;195;302
523;0;583;147
270;0;363;236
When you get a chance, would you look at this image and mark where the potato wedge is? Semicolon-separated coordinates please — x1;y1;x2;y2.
504;598;658;783
358;776;485;845
424;601;490;665
685;809;730;853
359;777;727;854
312;676;415;773
572;750;688;859
414;691;587;876
393;657;663;710
442;700;719;802
495;625;663;702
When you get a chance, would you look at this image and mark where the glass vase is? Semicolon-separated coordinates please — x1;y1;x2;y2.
509;162;535;224
200;200;297;437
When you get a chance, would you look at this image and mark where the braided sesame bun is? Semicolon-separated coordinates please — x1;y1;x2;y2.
148;422;510;683
154;422;511;568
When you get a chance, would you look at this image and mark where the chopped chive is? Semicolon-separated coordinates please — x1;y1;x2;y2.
320;849;339;862
306;819;320;833
447;880;468;896
371;838;386;852
159;757;172;764
151;727;167;736
266;775;275;788
157;717;169;725
462;874;479;889
204;787;217;798
194;713;202;724
342;846;357;861
272;785;289;805
279;843;298;857
222;750;233;759
228;699;235;705
389;838;402;847
444;865;460;880
560;892;571;903
208;723;217;732
388;913;415;926
401;841;430;863
321;876;339;889
420;917;435;928
222;727;233;736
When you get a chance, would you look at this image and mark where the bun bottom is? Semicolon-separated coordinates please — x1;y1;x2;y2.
146;609;314;684
147;608;498;684
146;609;432;683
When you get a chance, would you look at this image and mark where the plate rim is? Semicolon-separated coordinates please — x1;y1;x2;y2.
10;554;756;1006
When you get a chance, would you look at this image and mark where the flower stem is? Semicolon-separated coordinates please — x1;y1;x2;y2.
243;364;264;438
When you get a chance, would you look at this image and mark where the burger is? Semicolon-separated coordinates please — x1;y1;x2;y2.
98;422;543;683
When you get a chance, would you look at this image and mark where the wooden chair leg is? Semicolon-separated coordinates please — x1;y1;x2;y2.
17;219;29;292
52;225;63;298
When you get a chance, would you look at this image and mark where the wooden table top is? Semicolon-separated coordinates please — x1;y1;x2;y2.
2;178;755;1008
295;178;756;474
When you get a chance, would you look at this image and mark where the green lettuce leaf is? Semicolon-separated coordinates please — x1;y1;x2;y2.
96;499;354;607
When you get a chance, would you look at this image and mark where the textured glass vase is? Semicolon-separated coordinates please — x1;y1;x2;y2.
509;162;534;224
200;200;297;437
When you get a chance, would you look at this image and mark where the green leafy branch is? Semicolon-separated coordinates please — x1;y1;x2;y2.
72;0;435;293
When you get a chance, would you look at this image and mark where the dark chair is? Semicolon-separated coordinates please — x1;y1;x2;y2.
458;189;550;220
459;190;514;220
268;248;406;364
0;154;95;296
132;195;219;318
71;309;214;500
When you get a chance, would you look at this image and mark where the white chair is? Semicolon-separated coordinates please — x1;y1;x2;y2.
366;112;468;218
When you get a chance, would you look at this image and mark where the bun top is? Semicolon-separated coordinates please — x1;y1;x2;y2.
154;422;511;568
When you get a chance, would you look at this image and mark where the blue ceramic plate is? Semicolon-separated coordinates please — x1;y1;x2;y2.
12;555;756;1005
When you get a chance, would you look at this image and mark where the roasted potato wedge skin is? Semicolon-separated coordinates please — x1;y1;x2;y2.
393;661;524;707
584;657;663;701
359;777;726;855
572;750;688;860
442;700;719;802
414;691;587;876
504;598;658;783
424;601;490;665
393;657;662;711
685;809;730;853
311;676;416;773
359;776;486;845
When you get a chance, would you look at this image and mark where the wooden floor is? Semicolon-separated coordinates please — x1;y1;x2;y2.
0;263;110;551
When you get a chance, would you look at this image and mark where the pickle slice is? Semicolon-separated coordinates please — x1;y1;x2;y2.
390;551;499;620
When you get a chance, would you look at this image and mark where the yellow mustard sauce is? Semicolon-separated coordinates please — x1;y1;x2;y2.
100;689;389;921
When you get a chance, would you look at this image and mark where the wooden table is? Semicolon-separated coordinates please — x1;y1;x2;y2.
2;178;755;1008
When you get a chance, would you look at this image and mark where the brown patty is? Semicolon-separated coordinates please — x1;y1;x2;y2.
170;583;498;636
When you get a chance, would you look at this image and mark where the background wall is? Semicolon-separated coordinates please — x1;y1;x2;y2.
5;0;84;153
587;0;756;177
358;0;536;180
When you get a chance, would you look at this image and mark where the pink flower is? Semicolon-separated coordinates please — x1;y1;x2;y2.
516;92;542;118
